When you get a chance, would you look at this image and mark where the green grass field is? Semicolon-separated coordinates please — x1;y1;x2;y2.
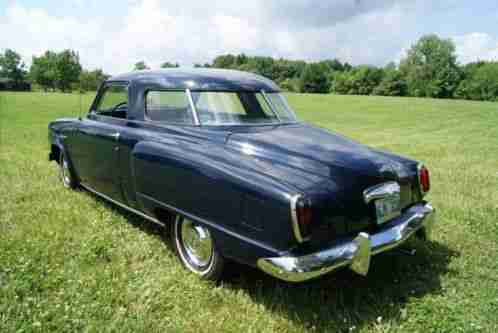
1;92;497;332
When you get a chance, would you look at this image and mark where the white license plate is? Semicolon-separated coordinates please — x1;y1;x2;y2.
375;194;401;225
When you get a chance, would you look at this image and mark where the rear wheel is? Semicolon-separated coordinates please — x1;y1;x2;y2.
59;152;78;189
172;216;224;280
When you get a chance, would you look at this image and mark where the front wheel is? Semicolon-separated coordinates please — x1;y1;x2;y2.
172;216;224;281
59;152;78;189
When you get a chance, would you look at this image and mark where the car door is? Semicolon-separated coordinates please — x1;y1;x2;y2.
71;83;128;203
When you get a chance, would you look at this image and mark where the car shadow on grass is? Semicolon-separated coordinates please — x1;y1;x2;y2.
85;190;457;332
223;239;458;332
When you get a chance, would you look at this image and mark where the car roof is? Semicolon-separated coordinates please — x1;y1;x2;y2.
109;68;280;92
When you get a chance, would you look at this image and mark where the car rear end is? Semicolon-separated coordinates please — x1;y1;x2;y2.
257;162;435;282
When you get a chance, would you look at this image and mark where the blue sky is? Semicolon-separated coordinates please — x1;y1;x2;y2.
1;0;498;74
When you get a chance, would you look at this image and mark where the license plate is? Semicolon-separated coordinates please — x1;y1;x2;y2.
375;194;401;225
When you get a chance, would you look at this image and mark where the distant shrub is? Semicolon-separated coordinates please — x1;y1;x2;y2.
455;62;498;101
298;63;330;93
0;78;31;91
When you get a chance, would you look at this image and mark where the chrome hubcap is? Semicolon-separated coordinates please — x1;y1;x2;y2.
180;219;213;268
61;157;71;187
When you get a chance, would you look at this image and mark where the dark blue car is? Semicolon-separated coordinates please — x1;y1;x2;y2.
49;69;435;282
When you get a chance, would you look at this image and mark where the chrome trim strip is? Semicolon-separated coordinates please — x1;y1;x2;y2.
257;202;435;282
261;90;281;121
186;88;200;126
79;184;282;255
89;112;298;127
137;191;282;254
80;183;165;227
363;181;400;204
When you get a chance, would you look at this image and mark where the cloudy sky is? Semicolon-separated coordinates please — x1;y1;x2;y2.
1;0;498;74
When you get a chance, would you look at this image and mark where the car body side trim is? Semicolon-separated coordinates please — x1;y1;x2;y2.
136;191;282;255
80;183;165;227
78;183;283;256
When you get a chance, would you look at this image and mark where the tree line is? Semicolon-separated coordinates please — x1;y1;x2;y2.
201;35;498;102
1;34;497;101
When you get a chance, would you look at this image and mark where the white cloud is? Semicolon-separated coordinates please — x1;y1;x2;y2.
0;4;104;69
453;33;498;64
1;0;496;75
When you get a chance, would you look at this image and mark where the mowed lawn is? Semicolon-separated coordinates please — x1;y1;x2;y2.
1;91;497;333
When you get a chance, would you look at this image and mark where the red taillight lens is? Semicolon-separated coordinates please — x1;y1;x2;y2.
295;198;313;239
419;165;430;194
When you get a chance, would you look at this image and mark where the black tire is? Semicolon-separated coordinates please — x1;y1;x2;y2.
59;152;78;189
172;215;224;281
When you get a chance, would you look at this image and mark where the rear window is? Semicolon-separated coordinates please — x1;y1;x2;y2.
190;91;279;125
145;91;194;125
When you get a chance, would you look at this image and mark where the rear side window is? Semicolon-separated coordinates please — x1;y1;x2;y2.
145;91;194;125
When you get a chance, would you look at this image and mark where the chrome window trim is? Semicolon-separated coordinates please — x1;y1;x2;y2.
143;89;199;126
91;89;298;127
275;92;298;120
186;88;200;125
90;81;130;115
261;90;281;121
265;92;298;122
88;113;299;128
187;90;298;126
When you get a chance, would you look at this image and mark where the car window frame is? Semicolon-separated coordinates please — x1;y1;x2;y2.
89;81;130;119
143;88;199;126
188;89;298;126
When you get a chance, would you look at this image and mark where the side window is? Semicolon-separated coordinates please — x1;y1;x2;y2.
145;91;194;125
95;84;128;119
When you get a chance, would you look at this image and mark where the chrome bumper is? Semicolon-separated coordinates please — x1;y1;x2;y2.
257;202;435;282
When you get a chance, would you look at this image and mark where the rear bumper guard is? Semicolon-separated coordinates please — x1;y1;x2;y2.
257;202;435;282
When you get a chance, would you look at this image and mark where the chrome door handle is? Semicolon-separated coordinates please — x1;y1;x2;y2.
109;133;120;141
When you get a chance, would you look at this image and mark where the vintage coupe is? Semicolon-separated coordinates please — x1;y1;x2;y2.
48;69;435;282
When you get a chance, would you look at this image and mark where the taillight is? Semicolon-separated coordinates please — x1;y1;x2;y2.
291;196;312;242
418;164;430;195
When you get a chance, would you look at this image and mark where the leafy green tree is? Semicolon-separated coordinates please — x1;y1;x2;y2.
212;54;236;69
399;34;461;98
273;59;306;84
330;71;351;94
298;63;330;93
0;49;27;87
279;78;299;92
79;69;110;92
30;50;81;92
160;62;179;68
332;65;383;95
234;54;248;67
318;59;347;73
246;56;275;79
30;51;58;91
455;62;498;101
134;61;149;71
373;63;407;96
55;50;82;92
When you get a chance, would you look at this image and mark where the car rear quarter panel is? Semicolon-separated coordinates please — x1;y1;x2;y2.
131;139;298;264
